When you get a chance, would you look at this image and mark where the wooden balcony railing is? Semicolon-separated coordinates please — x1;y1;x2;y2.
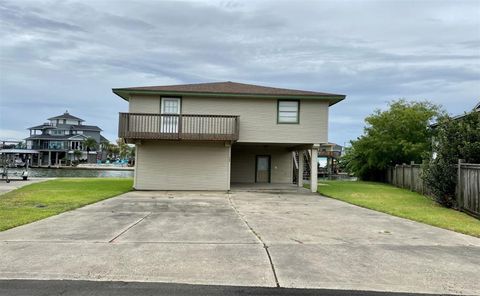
118;112;240;141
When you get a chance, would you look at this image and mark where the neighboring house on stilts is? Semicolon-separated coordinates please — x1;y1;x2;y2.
25;111;109;166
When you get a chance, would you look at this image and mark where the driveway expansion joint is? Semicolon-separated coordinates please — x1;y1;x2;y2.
227;194;280;288
109;212;152;243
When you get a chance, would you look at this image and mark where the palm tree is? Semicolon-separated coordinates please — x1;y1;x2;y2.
128;146;136;166
106;143;119;160
72;150;82;165
117;139;129;160
129;146;135;158
84;137;97;152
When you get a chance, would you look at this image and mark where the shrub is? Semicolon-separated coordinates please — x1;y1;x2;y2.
422;111;480;207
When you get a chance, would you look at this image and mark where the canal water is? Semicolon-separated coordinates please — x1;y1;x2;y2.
7;168;134;178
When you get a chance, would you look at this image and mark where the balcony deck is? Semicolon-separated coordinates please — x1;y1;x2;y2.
118;113;240;142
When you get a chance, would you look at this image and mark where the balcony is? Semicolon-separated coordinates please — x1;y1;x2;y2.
118;112;240;141
31;144;67;151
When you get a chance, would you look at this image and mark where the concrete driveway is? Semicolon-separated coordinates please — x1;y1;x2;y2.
0;189;479;295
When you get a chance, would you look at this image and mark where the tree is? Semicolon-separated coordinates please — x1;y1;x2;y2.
105;143;119;159
128;146;135;165
117;138;129;159
72;150;82;164
129;146;135;159
422;111;480;207
342;100;442;180
84;138;97;152
115;139;135;164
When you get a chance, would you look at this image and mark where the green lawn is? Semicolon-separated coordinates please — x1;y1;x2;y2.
318;180;480;237
0;178;133;231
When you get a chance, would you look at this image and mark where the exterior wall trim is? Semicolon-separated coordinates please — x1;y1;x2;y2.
114;89;345;106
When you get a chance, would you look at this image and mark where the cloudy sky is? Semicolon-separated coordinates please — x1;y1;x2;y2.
0;0;479;145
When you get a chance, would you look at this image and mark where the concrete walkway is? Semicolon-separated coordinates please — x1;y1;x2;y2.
0;190;478;295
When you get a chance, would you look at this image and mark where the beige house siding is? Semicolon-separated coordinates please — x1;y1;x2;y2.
183;97;328;144
127;94;325;189
135;141;231;190
128;95;328;144
129;95;160;113
231;145;293;183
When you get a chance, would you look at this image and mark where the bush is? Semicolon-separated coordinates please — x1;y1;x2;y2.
422;111;480;207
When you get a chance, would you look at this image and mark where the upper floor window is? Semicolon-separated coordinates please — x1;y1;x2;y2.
161;97;181;114
51;130;64;135
277;100;299;124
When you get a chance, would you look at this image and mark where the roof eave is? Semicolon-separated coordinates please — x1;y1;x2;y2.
328;96;346;106
112;89;346;106
112;89;131;101
27;126;55;130
47;116;85;122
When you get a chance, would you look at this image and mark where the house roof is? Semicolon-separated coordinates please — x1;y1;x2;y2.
25;134;72;141
25;134;88;141
68;134;89;140
100;135;109;143
28;124;102;132
113;81;346;106
48;111;84;122
430;100;480;128
70;125;102;131
0;149;40;154
27;123;55;130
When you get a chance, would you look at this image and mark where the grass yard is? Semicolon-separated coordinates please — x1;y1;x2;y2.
318;181;480;237
0;178;133;231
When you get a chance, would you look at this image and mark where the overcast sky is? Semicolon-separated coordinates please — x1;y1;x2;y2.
0;0;479;145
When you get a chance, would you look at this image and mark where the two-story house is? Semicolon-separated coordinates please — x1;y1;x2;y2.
25;111;109;166
114;81;345;192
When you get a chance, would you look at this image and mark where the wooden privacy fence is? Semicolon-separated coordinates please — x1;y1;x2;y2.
386;161;480;218
386;162;429;195
457;162;480;218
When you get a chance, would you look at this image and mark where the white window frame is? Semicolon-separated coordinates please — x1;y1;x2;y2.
160;97;181;133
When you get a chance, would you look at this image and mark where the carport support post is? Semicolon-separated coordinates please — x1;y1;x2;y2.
310;145;319;193
297;150;304;187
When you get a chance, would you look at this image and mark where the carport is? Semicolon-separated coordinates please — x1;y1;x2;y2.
230;143;319;192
